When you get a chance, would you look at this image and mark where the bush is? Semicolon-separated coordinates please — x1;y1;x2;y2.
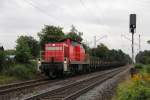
146;57;150;64
0;75;18;85
145;65;150;74
116;64;150;100
138;65;150;74
3;62;37;80
15;50;31;63
135;63;143;69
117;81;150;100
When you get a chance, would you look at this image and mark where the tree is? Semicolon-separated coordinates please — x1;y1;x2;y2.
0;51;5;71
5;49;15;55
89;44;131;63
0;46;4;51
136;50;150;64
65;25;83;42
82;43;90;53
15;36;32;63
107;49;131;63
147;40;150;44
90;43;109;60
15;36;39;58
107;49;119;61
20;36;39;58
38;25;65;49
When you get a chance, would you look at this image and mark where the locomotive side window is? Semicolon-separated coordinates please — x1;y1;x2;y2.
71;41;78;46
46;46;62;50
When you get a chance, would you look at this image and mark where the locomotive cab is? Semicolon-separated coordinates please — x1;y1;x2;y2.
40;38;86;78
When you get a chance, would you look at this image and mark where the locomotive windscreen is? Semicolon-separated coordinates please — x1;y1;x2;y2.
46;46;62;51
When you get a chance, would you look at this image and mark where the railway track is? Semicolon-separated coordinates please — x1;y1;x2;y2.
0;69;113;97
23;66;128;100
0;71;108;100
0;78;61;100
0;78;46;93
0;78;54;95
0;65;130;100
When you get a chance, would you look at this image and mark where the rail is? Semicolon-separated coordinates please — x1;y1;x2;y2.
23;66;128;100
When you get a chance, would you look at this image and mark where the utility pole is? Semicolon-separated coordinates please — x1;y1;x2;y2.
139;34;141;53
93;35;107;48
130;14;136;63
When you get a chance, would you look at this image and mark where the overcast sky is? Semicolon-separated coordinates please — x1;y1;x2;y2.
0;0;150;56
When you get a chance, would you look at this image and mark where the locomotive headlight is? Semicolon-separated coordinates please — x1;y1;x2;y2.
64;57;67;64
38;61;41;64
37;59;41;72
64;61;67;64
38;59;41;65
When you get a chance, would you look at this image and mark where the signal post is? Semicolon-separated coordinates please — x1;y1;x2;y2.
130;14;136;63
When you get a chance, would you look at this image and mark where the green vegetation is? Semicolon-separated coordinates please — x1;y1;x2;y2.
0;61;37;84
18;36;39;58
0;75;18;85
136;50;150;64
15;36;39;63
0;39;37;84
0;51;5;71
38;25;83;50
89;43;131;63
135;63;143;69
38;25;65;50
116;65;150;100
90;43;109;58
2;62;37;80
117;80;150;100
5;49;15;55
0;46;4;51
65;25;83;42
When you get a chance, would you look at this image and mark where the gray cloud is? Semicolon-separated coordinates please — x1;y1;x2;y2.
0;0;150;56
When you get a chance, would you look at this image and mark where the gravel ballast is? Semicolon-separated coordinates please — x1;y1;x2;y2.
76;66;132;100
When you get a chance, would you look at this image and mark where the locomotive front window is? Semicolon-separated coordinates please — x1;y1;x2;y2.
46;46;62;50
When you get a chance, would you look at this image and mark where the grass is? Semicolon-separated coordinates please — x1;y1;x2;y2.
116;80;150;100
115;64;150;100
0;61;38;85
0;75;18;85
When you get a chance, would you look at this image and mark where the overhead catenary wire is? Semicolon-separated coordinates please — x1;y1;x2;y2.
79;0;111;47
84;35;107;48
121;34;139;46
79;0;88;9
23;0;62;24
79;0;102;23
96;35;107;42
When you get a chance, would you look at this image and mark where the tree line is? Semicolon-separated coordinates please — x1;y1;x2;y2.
88;43;132;63
136;50;150;64
135;41;150;64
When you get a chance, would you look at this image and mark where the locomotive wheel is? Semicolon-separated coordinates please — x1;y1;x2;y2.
46;71;57;79
57;71;63;78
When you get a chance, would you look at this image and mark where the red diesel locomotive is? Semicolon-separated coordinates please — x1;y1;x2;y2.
39;38;124;78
